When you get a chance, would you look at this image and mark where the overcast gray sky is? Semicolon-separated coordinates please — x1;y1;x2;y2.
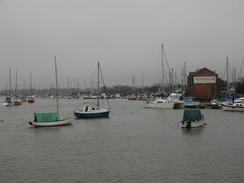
0;0;244;90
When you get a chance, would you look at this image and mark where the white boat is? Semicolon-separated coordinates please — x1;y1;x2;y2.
182;119;205;128
29;56;72;127
145;45;177;109
3;69;13;107
137;94;147;101
145;98;175;109
13;98;22;105
145;93;185;109
169;93;185;109
13;70;22;106
27;73;35;103
222;98;244;112
74;62;110;119
2;96;12;106
181;109;205;128
207;99;221;109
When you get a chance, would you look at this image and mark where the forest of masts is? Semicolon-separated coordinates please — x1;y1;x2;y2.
1;57;244;97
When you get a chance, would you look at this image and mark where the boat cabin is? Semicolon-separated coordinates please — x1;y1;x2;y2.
83;106;100;112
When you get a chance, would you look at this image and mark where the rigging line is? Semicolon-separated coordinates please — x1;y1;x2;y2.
163;48;172;89
99;64;111;110
237;57;244;80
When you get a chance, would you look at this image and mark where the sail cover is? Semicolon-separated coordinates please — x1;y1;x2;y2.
34;112;60;122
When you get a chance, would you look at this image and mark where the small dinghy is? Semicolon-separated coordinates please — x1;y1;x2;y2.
29;112;71;127
181;109;206;128
13;98;22;105
29;56;72;127
2;96;12;106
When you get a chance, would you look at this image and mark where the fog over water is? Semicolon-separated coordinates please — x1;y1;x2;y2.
0;0;244;89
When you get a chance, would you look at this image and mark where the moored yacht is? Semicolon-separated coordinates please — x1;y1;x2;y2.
222;97;244;112
145;97;175;109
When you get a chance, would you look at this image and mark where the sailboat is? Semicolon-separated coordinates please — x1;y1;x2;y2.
27;73;35;103
74;62;110;118
3;68;13;106
13;69;22;106
29;56;72;127
145;44;175;109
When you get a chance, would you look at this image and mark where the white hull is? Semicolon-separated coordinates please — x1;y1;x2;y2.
222;105;244;112
184;103;199;108
2;102;12;106
181;119;205;128
29;118;72;127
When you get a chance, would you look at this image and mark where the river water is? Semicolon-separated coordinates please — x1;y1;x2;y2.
0;98;244;183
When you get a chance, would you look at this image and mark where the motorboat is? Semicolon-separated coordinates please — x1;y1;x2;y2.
13;98;22;105
127;95;137;100
184;97;200;108
181;109;205;128
145;97;175;109
168;93;185;109
27;96;35;103
2;96;12;106
207;99;221;109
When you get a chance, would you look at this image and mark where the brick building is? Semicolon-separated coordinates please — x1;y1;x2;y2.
187;68;224;101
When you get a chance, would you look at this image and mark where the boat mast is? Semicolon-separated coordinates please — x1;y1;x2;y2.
15;69;18;97
97;62;100;108
183;62;186;95
9;68;12;96
226;56;229;93
29;73;32;95
55;56;59;115
161;44;164;94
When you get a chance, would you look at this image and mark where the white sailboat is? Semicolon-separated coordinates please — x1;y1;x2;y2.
13;69;22;106
3;68;13;106
145;44;175;109
29;56;72;127
27;73;35;103
74;62;110;118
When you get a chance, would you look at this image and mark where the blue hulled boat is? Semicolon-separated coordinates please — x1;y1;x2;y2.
74;106;109;118
74;62;110;119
